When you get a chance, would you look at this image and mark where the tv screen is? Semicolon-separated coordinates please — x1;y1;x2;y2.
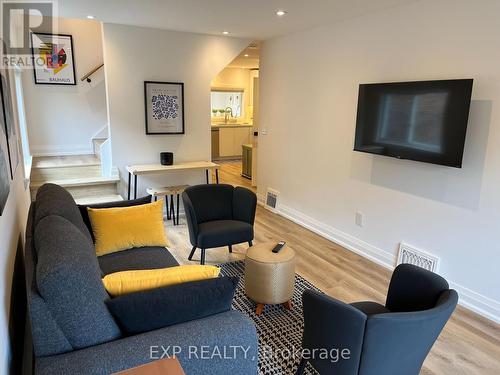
354;79;473;168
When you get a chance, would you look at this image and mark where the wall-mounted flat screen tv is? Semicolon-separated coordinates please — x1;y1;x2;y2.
354;79;473;168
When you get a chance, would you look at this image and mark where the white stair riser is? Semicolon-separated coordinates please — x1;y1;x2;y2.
31;165;102;182
75;195;124;205
31;182;118;201
93;138;107;159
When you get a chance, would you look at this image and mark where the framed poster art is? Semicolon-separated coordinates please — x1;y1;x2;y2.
144;81;185;135
31;33;76;85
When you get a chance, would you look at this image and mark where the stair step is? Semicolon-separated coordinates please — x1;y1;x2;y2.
32;155;100;168
75;194;124;205
93;138;108;159
30;176;120;189
31;165;102;182
30;176;120;200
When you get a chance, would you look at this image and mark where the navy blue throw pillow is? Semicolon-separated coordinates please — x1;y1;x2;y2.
105;276;238;334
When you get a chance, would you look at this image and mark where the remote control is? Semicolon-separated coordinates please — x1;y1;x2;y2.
272;241;286;253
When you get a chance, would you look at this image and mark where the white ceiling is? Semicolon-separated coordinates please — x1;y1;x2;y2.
59;0;418;40
227;43;260;69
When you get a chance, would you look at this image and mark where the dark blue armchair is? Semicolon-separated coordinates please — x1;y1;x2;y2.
182;184;257;265
297;264;458;375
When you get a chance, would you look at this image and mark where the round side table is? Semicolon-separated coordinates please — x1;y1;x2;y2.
244;242;296;315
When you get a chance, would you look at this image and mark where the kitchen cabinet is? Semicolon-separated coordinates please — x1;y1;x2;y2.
219;128;234;157
211;129;219;160
234;128;251;153
216;126;252;158
242;144;252;179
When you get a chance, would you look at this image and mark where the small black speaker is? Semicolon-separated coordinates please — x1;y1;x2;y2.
160;152;173;166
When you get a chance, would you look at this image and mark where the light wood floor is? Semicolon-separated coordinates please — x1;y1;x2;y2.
212;159;256;192
165;162;500;375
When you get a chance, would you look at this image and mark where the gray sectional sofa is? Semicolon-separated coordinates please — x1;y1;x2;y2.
25;184;258;374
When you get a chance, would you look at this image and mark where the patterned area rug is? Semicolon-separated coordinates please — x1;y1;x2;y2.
219;260;320;375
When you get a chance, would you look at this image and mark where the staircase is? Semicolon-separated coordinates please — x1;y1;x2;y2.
30;153;123;205
92;137;107;159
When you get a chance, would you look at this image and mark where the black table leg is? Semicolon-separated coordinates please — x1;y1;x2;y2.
188;246;196;261
127;172;131;200
215;169;219;184
176;194;180;225
205;169;209;184
134;175;138;199
170;195;175;224
166;196;170;220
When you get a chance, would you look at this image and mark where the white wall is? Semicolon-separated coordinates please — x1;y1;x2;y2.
0;168;30;374
102;24;249;196
23;18;107;156
0;71;32;373
258;0;500;322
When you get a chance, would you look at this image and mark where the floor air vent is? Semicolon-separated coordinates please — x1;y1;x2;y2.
397;243;440;273
265;189;279;211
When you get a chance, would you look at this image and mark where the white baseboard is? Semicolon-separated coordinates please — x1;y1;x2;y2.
448;282;500;324
31;144;94;157
257;194;500;323
279;203;395;269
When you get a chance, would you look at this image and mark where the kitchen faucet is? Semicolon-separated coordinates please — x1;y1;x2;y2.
224;107;233;124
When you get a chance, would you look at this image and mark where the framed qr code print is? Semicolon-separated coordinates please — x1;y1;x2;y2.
144;81;185;135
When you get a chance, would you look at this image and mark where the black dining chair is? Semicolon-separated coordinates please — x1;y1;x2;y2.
182;184;257;265
297;263;458;375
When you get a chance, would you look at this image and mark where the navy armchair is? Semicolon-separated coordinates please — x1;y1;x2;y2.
182;184;257;265
297;264;458;375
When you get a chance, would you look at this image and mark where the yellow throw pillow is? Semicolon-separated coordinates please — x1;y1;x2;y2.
102;265;221;296
87;200;169;256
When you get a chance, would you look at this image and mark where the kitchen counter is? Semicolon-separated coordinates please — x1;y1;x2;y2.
211;123;253;129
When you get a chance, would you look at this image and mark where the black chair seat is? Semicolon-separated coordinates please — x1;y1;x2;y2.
198;220;253;249
350;301;390;316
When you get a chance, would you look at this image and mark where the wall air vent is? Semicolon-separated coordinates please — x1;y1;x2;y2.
397;243;440;273
265;189;279;211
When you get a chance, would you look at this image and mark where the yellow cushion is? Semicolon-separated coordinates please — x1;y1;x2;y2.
102;265;221;296
87;200;169;256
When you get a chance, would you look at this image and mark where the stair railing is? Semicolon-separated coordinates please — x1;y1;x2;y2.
81;63;104;83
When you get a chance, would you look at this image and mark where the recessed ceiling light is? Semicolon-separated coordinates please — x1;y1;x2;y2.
244;54;249;57
87;15;95;19
276;10;287;16
222;31;230;35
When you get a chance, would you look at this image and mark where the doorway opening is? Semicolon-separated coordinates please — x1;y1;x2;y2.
210;42;259;192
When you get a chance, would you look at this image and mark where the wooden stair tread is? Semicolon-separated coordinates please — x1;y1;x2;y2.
75;195;124;205
33;155;101;168
30;175;120;188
